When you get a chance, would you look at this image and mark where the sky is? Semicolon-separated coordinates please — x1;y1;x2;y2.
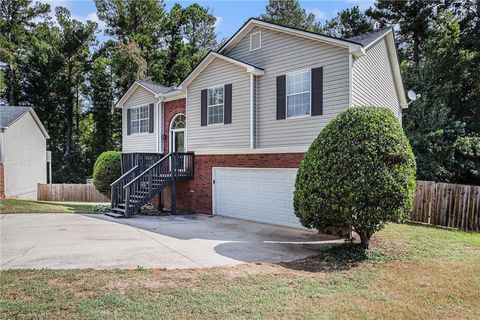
41;0;375;42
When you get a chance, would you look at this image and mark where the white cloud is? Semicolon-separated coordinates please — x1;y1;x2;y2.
306;8;326;22
214;16;223;29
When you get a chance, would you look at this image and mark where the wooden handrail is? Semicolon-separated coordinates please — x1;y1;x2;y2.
111;165;139;187
123;153;171;189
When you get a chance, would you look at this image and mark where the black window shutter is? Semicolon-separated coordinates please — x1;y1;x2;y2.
201;89;207;126
149;103;154;133
276;75;286;120
127;108;132;135
224;84;232;124
311;67;323;116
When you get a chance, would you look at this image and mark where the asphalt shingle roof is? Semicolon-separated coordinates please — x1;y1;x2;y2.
136;80;174;94
347;28;392;47
0;106;31;128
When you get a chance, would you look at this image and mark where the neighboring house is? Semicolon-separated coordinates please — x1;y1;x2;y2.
112;18;406;228
0;106;49;200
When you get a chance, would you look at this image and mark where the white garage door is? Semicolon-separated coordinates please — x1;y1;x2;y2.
213;168;303;228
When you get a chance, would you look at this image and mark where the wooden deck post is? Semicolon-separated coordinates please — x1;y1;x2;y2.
171;183;176;215
157;190;163;212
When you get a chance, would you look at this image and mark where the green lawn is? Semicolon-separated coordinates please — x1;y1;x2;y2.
1;223;479;319
0;199;103;214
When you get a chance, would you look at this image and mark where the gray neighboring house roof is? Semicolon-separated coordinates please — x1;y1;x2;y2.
0;105;49;138
0;106;31;128
136;80;175;94
347;28;392;47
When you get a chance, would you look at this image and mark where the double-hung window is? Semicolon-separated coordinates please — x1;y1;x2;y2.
130;105;149;134
286;70;311;118
207;86;224;125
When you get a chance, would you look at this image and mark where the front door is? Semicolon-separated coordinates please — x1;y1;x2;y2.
170;114;186;170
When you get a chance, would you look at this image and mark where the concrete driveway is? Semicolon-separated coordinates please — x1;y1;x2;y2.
0;213;341;269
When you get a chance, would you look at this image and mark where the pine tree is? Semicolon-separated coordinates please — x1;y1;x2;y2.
0;0;50;105
322;6;375;38
259;0;320;32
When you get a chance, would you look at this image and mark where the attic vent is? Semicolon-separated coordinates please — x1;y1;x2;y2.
250;31;261;51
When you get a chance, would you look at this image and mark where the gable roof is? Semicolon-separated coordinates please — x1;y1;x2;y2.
118;19;406;108
0;106;30;128
115;80;178;107
178;51;264;89
348;28;392;47
136;80;174;95
219;18;365;55
0;106;49;138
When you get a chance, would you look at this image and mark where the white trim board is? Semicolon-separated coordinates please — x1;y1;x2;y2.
219;19;363;55
193;145;309;155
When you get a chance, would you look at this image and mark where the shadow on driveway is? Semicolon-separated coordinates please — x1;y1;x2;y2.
1;213;342;269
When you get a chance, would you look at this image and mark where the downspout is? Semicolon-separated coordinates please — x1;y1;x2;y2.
156;96;163;153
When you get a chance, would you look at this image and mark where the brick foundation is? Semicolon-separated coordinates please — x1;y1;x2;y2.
153;153;305;214
162;98;186;154
0;164;4;199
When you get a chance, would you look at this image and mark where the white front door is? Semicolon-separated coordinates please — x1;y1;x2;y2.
213;168;304;228
170;114;186;169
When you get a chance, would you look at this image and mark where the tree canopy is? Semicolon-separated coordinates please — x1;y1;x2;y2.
0;0;218;183
1;0;478;185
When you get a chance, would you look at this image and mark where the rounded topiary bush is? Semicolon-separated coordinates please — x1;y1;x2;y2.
93;151;121;198
294;106;416;248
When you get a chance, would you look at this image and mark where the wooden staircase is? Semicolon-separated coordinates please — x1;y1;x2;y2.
108;152;194;218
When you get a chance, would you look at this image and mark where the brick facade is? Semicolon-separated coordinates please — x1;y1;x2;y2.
149;97;305;216
156;153;305;215
162;98;186;154
0;164;4;199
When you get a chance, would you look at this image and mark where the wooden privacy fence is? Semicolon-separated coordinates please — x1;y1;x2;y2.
411;181;480;231
37;183;109;202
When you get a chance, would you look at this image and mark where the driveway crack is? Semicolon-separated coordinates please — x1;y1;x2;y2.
1;245;36;267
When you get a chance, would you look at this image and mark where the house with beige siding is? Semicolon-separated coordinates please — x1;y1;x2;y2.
0;106;49;200
110;19;407;228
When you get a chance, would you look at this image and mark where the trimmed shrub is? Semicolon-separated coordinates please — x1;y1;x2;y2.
294;106;416;248
93;151;121;198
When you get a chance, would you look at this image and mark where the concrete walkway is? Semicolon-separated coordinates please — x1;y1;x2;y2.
0;214;341;269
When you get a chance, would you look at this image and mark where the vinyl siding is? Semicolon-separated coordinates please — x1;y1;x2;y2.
3;112;46;199
352;38;402;120
187;58;251;151
122;86;159;153
226;26;350;148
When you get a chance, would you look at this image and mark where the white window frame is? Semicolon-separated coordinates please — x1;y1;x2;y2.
130;104;150;135
250;31;262;51
286;69;311;119
207;85;225;126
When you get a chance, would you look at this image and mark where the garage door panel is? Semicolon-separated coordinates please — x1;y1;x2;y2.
214;168;303;228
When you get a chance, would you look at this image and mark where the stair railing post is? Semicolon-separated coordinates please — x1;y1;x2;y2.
125;186;131;218
148;170;153;196
171;153;177;215
111;185;115;210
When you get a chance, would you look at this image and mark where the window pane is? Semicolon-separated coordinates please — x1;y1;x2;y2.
286;70;311;118
207;87;224;124
131;108;138;121
140;106;148;119
131;121;139;134
140;119;149;133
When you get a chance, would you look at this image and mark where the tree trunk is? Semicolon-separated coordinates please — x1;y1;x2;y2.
64;65;75;167
412;33;420;66
358;230;371;249
7;64;17;106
